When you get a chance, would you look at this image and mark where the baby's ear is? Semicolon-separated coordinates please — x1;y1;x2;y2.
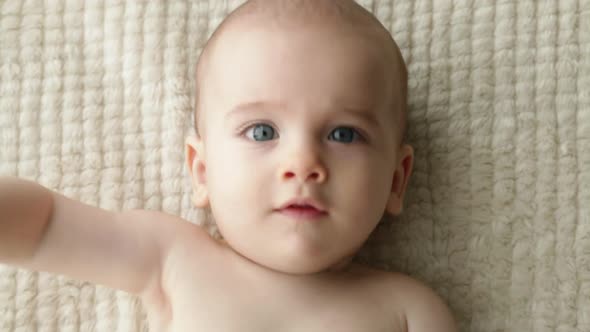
185;136;209;208
385;144;414;216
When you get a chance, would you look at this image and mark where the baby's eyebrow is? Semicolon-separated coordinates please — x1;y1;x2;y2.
225;100;380;129
338;107;380;129
225;101;283;121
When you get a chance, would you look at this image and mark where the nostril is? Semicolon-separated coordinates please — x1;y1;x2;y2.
281;169;326;182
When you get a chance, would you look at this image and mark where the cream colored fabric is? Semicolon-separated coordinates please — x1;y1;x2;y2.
1;0;588;331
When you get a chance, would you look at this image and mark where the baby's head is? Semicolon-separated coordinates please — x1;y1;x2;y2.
186;0;414;274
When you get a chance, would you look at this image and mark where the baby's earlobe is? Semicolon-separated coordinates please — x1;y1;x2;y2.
191;187;209;208
385;195;403;216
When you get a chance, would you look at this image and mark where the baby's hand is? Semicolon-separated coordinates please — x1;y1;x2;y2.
0;177;186;296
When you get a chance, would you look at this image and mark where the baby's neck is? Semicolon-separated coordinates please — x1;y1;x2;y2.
215;237;359;275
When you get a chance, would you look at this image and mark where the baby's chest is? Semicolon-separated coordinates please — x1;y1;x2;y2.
151;283;404;332
145;271;404;332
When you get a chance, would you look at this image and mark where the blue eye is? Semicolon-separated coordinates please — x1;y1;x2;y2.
329;127;362;143
245;123;277;141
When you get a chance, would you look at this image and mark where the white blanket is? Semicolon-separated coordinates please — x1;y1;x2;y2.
1;0;589;331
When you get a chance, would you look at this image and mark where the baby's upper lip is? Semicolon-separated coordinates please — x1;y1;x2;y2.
277;197;327;213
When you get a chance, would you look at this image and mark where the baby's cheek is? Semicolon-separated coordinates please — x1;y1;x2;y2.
208;153;263;203
342;163;390;213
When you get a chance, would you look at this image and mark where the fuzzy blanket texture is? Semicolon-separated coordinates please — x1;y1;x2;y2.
0;0;589;331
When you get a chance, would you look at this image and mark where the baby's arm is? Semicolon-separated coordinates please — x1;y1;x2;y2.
0;176;177;296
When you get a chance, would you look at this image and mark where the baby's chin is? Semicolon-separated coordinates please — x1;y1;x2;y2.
215;229;360;274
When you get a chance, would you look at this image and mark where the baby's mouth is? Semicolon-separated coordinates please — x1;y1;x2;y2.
278;204;327;219
275;197;328;220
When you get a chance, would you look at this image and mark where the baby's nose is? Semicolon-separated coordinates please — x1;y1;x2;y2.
278;151;328;184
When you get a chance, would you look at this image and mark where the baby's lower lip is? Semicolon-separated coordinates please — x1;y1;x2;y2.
278;206;327;220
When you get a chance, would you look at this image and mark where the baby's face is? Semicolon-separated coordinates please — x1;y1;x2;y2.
188;23;413;274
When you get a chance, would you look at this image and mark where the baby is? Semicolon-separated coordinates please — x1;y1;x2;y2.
0;0;457;331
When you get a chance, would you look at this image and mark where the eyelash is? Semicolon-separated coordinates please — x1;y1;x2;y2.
237;121;367;143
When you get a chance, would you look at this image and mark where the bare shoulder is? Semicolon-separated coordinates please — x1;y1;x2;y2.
375;269;458;332
117;208;212;252
125;209;218;309
119;209;218;265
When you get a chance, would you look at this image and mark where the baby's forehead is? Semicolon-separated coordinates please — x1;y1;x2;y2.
209;29;395;103
204;14;402;92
